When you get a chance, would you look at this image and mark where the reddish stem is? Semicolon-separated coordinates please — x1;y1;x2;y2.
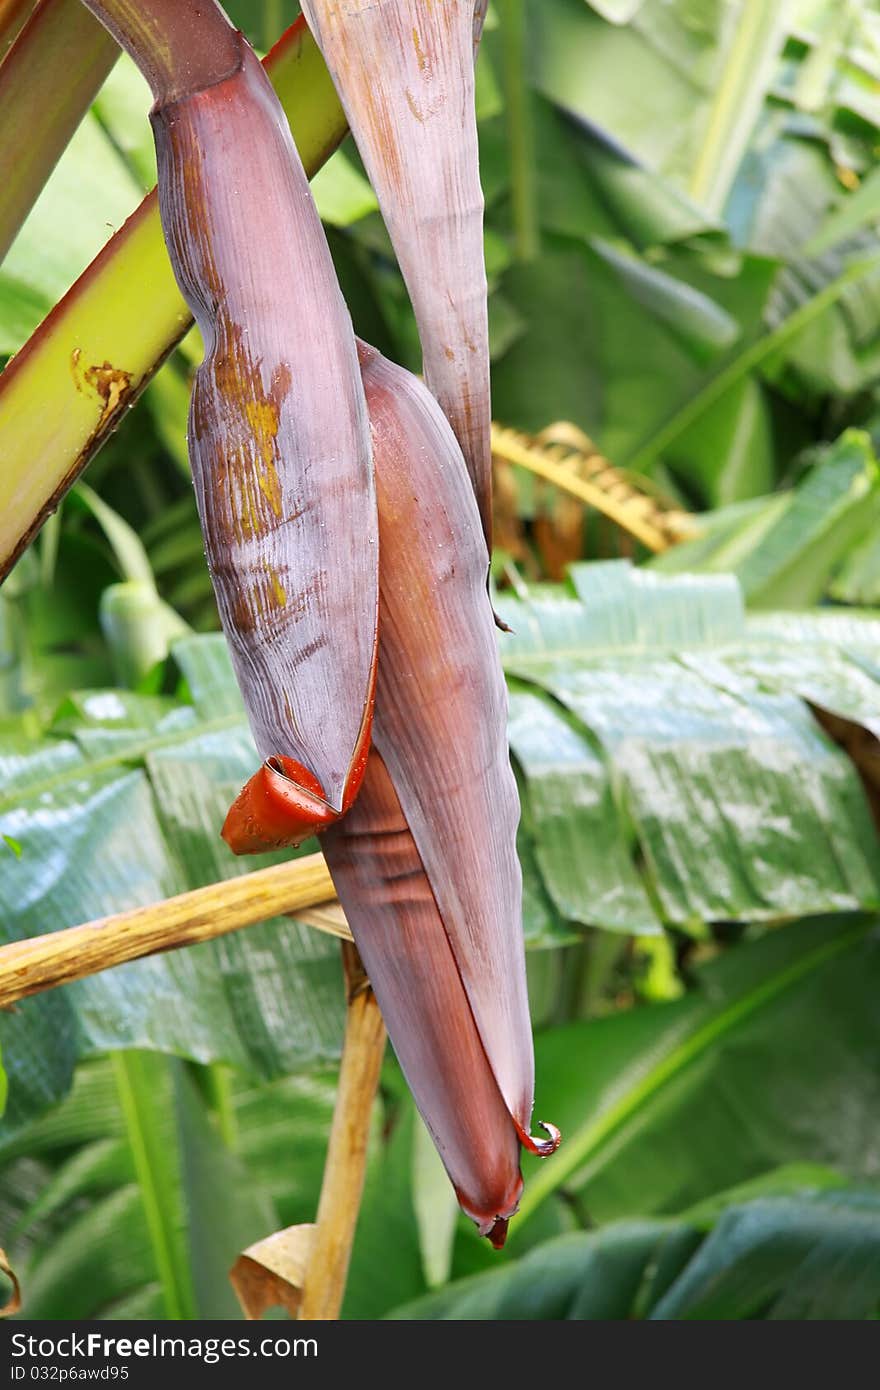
80;0;242;103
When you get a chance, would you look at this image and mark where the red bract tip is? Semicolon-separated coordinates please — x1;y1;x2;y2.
221;755;334;852
488;1217;509;1251
516;1120;562;1157
223;645;376;855
222;732;372;855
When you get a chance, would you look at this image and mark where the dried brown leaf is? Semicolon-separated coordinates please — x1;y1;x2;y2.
230;1224;315;1320
0;1247;21;1318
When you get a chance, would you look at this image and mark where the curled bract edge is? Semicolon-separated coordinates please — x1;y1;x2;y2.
517;1121;563;1158
221;648;376;851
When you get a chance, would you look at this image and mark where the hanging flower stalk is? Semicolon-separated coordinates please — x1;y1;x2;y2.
80;0;557;1247
299;0;494;550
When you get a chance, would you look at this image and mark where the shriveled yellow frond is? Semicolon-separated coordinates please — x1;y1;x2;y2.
491;419;696;554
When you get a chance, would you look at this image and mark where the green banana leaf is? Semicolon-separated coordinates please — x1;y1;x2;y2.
0;1050;428;1320
762;235;880;400
486;183;878;508
511;912;880;1241
0;1053;277;1319
499;560;880;932
531;0;880;195
651;429;880;607
3;563;880;1132
831;529;880;608
7;909;880;1318
807;164;880;258
583;1;646;24
0;660;348;1134
391;1182;880;1319
502;0;880;502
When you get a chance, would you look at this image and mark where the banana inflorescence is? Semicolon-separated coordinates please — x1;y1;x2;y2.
82;0;559;1247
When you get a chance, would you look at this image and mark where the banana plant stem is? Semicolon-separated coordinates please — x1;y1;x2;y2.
0;0;37;59
80;0;240;103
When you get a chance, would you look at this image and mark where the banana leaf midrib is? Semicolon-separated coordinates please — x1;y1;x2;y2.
111;1050;196;1321
500;615;880;667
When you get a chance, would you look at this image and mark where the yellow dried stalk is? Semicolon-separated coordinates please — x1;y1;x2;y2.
0;853;347;1010
298;943;386;1321
491;419;696;553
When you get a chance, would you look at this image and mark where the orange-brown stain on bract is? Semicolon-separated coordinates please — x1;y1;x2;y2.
404;86;425;123
412;26;429;73
245;399;283;517
404;86;446;123
205;323;291;548
230;561;288;635
357;80;403;191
